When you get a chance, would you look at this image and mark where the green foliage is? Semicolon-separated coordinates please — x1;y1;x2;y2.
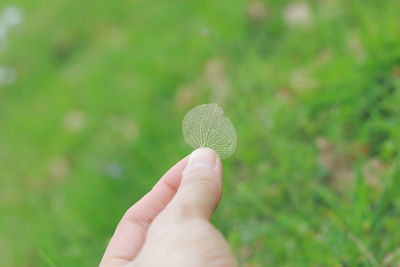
1;0;400;265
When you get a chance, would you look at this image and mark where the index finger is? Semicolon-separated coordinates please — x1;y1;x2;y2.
100;156;188;267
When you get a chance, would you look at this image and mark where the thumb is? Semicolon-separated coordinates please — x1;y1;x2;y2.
164;148;222;220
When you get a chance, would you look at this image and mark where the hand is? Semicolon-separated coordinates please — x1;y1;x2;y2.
100;148;238;267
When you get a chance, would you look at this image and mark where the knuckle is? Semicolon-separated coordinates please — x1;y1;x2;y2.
169;201;204;219
182;167;219;192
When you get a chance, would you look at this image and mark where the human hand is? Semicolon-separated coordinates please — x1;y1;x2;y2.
100;148;238;267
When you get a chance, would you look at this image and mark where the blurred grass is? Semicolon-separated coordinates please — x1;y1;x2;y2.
1;0;400;266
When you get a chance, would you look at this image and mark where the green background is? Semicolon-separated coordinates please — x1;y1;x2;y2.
1;0;400;266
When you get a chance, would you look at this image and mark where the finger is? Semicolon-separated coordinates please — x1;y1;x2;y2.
161;148;222;221
100;156;188;267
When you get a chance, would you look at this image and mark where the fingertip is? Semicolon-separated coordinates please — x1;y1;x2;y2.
185;148;222;177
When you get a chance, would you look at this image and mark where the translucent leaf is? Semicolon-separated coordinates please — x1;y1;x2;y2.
182;103;237;159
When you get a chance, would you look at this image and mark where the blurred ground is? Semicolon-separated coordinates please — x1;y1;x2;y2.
1;0;400;266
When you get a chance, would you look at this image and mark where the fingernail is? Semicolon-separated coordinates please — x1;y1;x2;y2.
185;148;217;172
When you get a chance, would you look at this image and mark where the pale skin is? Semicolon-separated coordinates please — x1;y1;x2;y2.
100;148;238;267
